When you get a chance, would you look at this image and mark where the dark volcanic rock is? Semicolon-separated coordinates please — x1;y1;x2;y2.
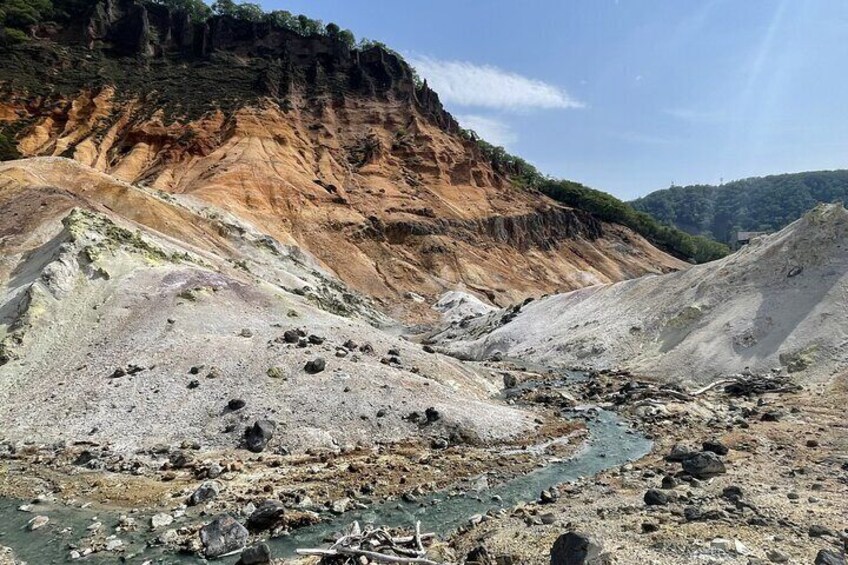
228;398;246;411
199;514;248;558
237;543;272;564
815;550;846;565
666;443;696;462
702;439;729;456
304;358;326;374
246;500;285;531
189;481;221;506
244;420;276;453
681;451;727;479
644;489;669;506
550;531;605;565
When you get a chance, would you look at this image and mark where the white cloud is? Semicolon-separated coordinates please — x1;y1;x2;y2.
408;56;583;111
664;108;726;123
455;114;517;147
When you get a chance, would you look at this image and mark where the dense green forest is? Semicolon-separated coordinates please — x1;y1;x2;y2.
630;170;848;245
0;0;355;46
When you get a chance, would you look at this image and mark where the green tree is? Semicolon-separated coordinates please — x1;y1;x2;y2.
0;0;53;42
147;0;211;21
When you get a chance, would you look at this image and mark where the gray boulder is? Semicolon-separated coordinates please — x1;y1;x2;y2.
199;514;248;558
246;500;285;531
188;481;220;506
237;542;272;564
550;531;606;565
815;550;846;565
681;451;727;478
244;420;276;453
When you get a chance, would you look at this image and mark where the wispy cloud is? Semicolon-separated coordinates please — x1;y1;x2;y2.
408;56;584;111
455;114;517;147
664;108;727;123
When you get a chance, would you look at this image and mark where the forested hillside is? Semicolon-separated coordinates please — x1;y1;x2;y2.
631;170;848;245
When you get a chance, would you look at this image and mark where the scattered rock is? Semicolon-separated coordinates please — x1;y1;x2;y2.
702;439;729;455
282;330;299;343
189;481;221;506
681;451;727;478
766;549;790;563
238;543;272;565
540;487;560;504
644;489;668;506
666;443;696;462
244;420;276;453
266;367;285;379
815;550;846;565
246;500;285;531
27;515;49;531
228;398;246;411
304;358;326;374
150;513;174;529
199;514;249;559
550;531;605;565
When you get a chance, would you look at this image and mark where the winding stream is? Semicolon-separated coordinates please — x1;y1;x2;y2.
0;393;651;563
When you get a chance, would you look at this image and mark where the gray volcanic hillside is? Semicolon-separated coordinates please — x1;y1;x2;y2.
437;204;848;385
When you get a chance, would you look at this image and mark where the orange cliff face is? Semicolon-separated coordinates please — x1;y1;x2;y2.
0;3;685;320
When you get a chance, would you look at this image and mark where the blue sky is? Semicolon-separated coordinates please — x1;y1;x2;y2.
257;0;848;199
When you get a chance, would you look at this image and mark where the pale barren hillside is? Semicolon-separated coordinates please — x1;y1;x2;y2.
438;204;848;385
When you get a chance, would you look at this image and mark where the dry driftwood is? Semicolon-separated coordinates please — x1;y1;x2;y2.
296;521;443;565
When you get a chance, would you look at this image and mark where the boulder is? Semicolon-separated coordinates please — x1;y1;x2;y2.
244;420;276;453
246;500;285;531
702;440;729;456
150;513;174;529
189;481;221;506
304;358;326;374
666;443;696;462
681;451;727;478
815;550;846;565
238;543;272;564
199;514;248;558
27;515;49;531
550;531;605;565
644;489;668;506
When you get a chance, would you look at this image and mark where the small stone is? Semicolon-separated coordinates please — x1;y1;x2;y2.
239;328;253;338
331;498;351;514
228;398;246;411
244;420;276;453
28;515;49;530
304;358;326;374
681;451;727;478
150;513;174;529
238;543;272;565
246;500;285;531
766;549;790;563
105;539;123;552
644;489;668;506
189;481;221;506
814;550;846;565
199;514;249;558
661;475;677;489
266;367;285;379
550;531;604;565
702;439;729;456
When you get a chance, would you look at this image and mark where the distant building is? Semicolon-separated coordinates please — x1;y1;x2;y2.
735;230;769;248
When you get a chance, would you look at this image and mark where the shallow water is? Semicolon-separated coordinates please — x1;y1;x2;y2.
0;400;651;563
